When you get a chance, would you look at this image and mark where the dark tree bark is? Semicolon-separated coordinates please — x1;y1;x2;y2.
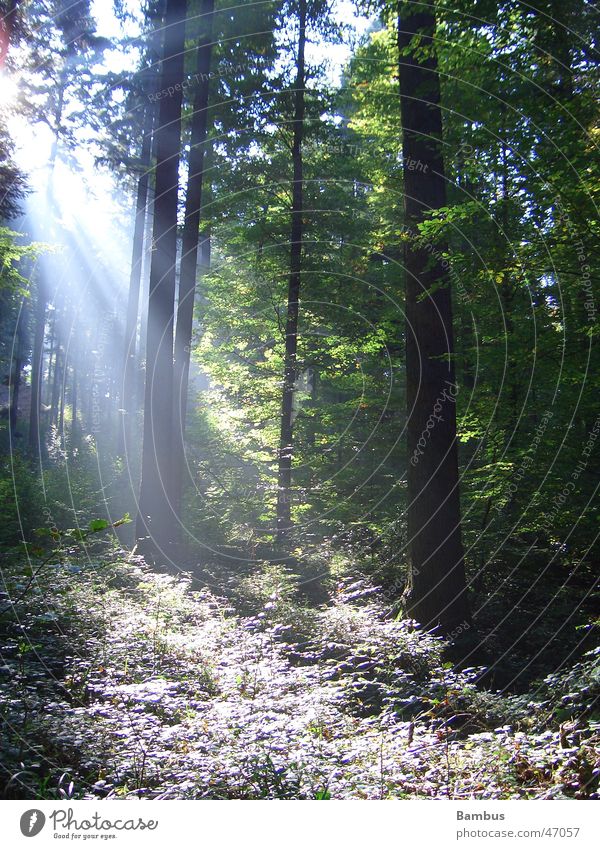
119;86;157;458
136;0;187;555
172;0;215;520
397;3;471;634
276;0;306;543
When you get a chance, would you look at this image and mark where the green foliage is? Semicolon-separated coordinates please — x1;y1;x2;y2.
0;229;44;296
0;444;131;551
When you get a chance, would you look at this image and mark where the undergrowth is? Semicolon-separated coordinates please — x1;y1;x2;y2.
0;554;598;800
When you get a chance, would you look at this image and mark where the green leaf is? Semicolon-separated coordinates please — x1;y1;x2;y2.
88;519;110;533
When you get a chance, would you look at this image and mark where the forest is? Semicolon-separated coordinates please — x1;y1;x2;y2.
0;0;598;801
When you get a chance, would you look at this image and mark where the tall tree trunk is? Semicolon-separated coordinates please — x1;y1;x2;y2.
28;279;46;456
58;351;68;445
50;330;62;427
9;355;21;436
30;61;66;456
119;87;157;457
172;0;215;521
498;110;519;434
138;100;162;412
136;0;187;556
9;306;25;437
397;3;471;634
138;184;154;389
276;0;306;543
71;361;78;451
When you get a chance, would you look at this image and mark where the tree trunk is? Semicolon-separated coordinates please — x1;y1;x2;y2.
9;306;26;437
30;62;66;456
138;184;154;386
50;327;62;427
397;3;471;634
9;354;21;436
276;0;306;543
71;361;78;451
28;279;46;456
119;86;157;457
136;0;187;556
58;355;66;444
172;0;215;520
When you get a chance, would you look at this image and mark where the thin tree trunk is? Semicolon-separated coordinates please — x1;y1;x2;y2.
276;0;306;543
50;329;62;427
138;124;160;405
9;355;21;435
172;0;215;521
136;0;187;555
499;112;518;432
71;361;78;450
138;188;154;390
29;53;66;457
58;358;66;443
119;73;158;457
397;3;471;634
9;305;25;437
29;280;46;456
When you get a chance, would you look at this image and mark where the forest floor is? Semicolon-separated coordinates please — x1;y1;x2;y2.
0;550;599;800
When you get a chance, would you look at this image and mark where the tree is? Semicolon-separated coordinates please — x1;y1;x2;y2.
172;0;215;521
136;0;187;556
397;2;471;634
21;0;108;459
276;0;307;542
0;123;27;218
118;56;161;458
